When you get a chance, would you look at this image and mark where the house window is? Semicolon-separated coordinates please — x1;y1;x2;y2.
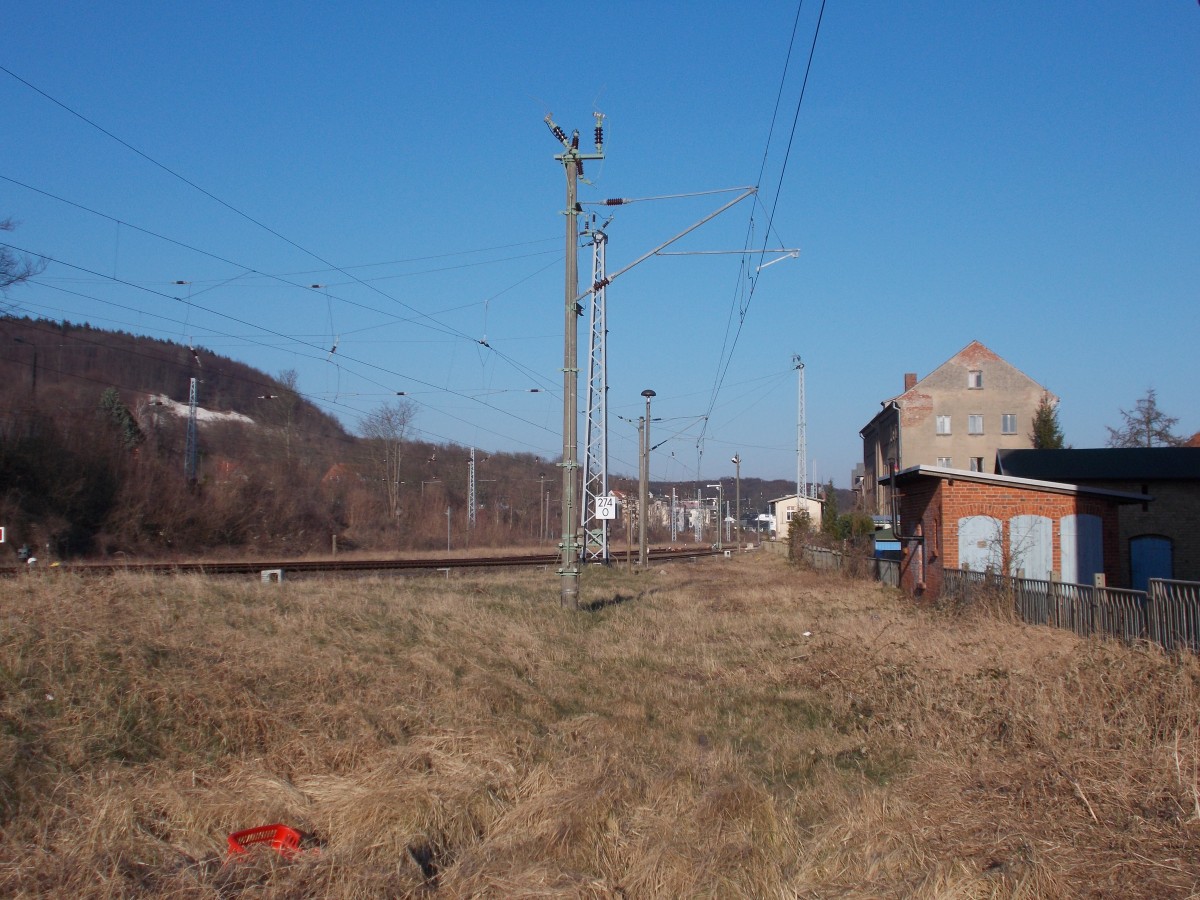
968;414;984;435
968;370;983;389
937;457;952;468
936;415;952;435
1001;413;1017;434
969;457;984;472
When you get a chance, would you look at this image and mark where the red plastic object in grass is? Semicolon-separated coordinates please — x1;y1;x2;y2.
227;824;302;859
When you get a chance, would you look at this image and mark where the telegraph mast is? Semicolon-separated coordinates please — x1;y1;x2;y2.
546;111;605;609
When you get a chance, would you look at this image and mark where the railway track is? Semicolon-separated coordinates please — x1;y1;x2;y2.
0;545;730;578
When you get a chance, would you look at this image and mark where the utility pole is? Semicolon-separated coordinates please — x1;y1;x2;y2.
638;389;655;567
546;111;605;609
731;453;741;550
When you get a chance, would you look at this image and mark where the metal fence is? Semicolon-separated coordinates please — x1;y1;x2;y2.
943;569;1200;653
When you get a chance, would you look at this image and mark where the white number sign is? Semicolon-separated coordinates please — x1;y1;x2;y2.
594;496;617;520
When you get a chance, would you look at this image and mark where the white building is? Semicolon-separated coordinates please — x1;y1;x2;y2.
767;493;824;540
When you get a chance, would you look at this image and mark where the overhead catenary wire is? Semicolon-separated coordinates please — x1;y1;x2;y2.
0;64;502;346
0;76;560;392
2;242;563;450
3;172;567;398
693;0;827;473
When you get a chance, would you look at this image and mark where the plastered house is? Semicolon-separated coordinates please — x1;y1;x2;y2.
860;340;1055;516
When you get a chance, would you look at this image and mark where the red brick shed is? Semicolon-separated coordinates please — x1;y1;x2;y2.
885;466;1149;599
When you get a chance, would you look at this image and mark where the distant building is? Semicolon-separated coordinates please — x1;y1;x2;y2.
767;493;824;541
860;340;1054;516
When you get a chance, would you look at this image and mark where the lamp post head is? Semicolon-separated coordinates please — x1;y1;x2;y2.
641;389;656;399
731;454;740;466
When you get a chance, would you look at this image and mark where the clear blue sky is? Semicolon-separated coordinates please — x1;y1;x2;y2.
4;1;1197;487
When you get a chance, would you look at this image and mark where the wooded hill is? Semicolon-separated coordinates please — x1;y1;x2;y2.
0;317;799;560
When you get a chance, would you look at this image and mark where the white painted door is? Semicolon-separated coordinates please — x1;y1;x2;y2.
1060;514;1103;585
958;515;1002;572
1009;515;1052;580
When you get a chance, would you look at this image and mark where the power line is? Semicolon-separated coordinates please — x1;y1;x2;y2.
3;242;564;448
695;0;827;467
0;81;558;388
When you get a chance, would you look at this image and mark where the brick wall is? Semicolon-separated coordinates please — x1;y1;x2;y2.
896;475;1128;598
1079;480;1200;584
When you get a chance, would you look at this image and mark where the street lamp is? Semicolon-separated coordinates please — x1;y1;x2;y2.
639;389;655;566
731;453;741;550
706;482;724;551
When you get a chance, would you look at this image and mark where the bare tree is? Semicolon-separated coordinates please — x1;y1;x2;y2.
1;218;45;295
359;400;415;520
1106;388;1182;448
275;368;302;462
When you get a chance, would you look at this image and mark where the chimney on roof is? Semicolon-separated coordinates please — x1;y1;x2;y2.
904;373;917;391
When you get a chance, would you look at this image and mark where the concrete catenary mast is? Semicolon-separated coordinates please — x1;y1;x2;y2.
546;112;605;609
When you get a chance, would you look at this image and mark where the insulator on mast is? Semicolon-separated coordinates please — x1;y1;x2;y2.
544;114;569;146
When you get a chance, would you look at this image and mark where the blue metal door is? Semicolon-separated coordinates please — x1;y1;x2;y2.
1130;535;1172;593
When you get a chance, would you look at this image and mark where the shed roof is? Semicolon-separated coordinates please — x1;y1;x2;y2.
883;464;1150;503
996;448;1200;482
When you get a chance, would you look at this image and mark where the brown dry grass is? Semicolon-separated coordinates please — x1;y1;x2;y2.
1;556;1198;898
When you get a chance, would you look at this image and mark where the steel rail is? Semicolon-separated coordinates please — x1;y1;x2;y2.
0;546;729;578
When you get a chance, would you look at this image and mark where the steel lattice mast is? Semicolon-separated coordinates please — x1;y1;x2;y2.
185;376;198;485
467;447;476;527
794;355;806;500
581;225;609;563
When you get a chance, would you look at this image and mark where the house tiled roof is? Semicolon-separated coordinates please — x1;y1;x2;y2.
996;448;1200;482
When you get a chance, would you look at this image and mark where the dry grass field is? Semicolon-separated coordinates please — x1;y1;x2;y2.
1;554;1198;898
